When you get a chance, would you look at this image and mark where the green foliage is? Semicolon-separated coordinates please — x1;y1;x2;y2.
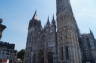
17;49;25;61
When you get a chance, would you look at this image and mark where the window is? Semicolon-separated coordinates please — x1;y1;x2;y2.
65;46;69;59
32;54;36;63
48;52;53;63
61;47;64;60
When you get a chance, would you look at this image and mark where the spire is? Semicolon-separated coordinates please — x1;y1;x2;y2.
52;14;55;25
32;11;37;19
46;16;50;25
52;14;55;21
29;11;41;29
89;28;94;37
44;16;50;29
51;15;56;31
32;11;40;21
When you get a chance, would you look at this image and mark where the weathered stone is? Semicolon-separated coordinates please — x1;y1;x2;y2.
24;0;96;63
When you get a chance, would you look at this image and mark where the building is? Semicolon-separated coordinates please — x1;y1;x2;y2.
24;12;58;63
0;41;17;63
0;19;17;63
79;30;96;63
24;0;96;63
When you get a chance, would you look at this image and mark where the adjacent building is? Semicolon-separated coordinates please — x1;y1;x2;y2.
0;19;17;63
79;30;96;63
0;41;17;63
24;0;96;63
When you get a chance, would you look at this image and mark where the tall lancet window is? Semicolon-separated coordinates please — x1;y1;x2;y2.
61;47;64;60
65;46;69;60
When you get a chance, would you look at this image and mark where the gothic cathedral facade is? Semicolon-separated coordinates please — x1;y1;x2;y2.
24;0;96;63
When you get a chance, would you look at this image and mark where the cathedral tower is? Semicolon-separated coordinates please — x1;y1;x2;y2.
24;11;42;63
56;0;81;63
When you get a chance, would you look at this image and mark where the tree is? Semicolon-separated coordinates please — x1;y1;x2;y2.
17;49;25;62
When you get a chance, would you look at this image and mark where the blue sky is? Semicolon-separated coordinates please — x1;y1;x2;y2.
0;0;96;51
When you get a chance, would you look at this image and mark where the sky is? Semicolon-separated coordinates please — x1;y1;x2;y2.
0;0;96;51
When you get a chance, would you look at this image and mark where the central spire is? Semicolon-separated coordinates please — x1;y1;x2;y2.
33;11;37;18
32;11;40;21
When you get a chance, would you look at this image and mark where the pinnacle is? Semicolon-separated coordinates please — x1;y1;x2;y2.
47;16;50;25
33;11;37;19
52;15;55;24
32;11;40;21
52;14;55;21
89;28;93;34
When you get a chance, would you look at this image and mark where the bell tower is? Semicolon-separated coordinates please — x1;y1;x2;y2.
56;0;82;63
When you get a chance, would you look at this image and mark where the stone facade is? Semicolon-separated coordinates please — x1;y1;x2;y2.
56;0;81;63
79;30;96;63
24;12;57;63
0;41;17;63
24;0;96;63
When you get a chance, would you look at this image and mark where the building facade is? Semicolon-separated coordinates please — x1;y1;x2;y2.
24;0;96;63
79;30;96;63
24;12;58;63
0;41;17;63
56;0;81;63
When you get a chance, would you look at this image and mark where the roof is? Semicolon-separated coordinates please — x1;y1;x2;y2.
0;41;15;49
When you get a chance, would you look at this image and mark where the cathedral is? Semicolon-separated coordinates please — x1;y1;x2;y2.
24;0;96;63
